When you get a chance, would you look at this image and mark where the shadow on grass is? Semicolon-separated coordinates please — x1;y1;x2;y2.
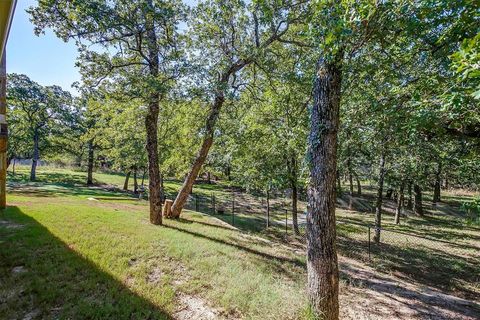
340;262;480;319
162;223;305;270
0;206;172;319
337;233;480;301
7;171;135;199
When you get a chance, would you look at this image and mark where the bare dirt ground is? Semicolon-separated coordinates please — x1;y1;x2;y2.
339;256;480;320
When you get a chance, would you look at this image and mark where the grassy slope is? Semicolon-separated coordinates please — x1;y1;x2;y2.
1;168;306;319
1;167;479;319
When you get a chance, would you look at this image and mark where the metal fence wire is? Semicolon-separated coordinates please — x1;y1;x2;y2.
162;190;479;282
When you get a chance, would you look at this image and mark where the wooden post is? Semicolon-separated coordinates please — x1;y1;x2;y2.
162;199;174;218
0;53;7;209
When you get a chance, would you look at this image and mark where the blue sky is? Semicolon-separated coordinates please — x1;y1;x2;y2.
6;0;197;94
7;0;80;92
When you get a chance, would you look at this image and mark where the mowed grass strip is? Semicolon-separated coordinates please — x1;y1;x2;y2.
0;191;306;319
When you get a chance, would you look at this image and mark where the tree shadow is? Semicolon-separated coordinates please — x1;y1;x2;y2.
7;175;135;199
336;232;480;301
162;224;305;270
0;206;172;319
340;262;480;319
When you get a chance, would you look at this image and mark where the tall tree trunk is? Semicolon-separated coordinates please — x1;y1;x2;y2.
266;188;270;228
287;154;300;235
356;175;361;195
306;57;341;320
407;181;413;210
133;166;138;194
394;182;405;225
347;159;354;210
374;152;386;243
336;170;342;194
414;184;423;216
141;167;146;187
87;139;94;185
291;183;299;235
433;162;441;203
144;1;163;225
30;129;40;181
123;171;131;191
347;158;354;196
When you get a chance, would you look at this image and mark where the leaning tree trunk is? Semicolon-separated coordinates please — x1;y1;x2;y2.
170;94;225;218
374;152;386;243
394;182;405;225
171;56;253;218
87;139;94;185
30;129;40;181
123;171;131;191
144;3;163;225
413;184;423;216
306;57;342;320
433;162;441;203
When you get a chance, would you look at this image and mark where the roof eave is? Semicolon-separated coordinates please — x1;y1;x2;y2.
0;0;17;61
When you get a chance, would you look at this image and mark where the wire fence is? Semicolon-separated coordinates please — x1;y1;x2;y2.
163;189;478;273
158;189;479;296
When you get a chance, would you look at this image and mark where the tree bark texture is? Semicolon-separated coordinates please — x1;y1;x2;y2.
414;184;423;216
30;129;39;181
356;175;361;195
123;171;131;191
87;139;94;185
144;1;163;225
133;166;138;194
306;58;341;320
407;181;413;209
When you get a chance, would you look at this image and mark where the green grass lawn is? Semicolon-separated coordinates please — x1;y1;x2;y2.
1;166;479;319
1;167;307;319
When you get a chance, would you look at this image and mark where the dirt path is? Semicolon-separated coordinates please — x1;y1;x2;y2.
339;257;480;320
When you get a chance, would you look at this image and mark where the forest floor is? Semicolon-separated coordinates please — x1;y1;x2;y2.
1;166;479;319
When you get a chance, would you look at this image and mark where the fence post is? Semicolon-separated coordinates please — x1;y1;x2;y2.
285;209;288;235
195;194;199;212
231;191;235;225
368;225;371;260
